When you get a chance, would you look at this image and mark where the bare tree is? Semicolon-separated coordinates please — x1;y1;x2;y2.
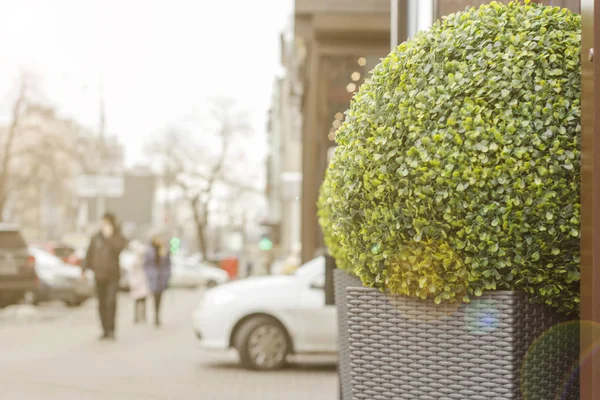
148;99;263;259
0;77;28;220
0;73;102;230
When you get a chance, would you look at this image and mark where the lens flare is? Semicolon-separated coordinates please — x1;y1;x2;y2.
464;298;500;335
520;320;590;400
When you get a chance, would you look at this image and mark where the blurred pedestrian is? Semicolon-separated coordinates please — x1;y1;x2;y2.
144;232;171;327
128;240;150;324
83;212;127;340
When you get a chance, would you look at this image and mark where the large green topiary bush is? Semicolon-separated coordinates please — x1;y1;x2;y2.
319;1;581;314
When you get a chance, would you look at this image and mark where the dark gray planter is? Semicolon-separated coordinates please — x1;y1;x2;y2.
334;269;362;400
345;285;580;400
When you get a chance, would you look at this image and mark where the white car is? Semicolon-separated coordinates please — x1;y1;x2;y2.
171;258;229;289
192;256;336;370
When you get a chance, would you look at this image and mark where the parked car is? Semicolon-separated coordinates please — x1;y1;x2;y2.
31;241;81;266
171;257;229;289
192;256;336;370
27;247;94;306
0;224;38;307
186;253;204;265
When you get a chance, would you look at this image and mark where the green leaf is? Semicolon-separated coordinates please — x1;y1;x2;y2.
570;228;579;237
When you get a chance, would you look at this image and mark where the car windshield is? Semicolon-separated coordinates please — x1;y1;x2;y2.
53;246;74;258
294;256;325;278
0;231;27;249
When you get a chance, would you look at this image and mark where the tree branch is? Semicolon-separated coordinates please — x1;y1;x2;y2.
147;98;264;255
0;78;27;217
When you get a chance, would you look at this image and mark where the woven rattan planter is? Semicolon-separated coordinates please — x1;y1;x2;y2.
334;269;363;400
345;286;579;400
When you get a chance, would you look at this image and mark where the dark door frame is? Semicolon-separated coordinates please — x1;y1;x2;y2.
581;1;600;398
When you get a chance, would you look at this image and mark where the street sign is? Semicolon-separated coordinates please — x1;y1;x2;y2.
76;175;124;198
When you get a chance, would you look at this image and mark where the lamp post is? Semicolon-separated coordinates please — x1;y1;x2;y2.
96;73;107;221
51;72;108;226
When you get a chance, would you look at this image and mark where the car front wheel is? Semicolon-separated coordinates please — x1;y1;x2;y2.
235;316;290;370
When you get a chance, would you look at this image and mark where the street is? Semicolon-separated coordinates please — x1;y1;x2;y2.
0;290;337;400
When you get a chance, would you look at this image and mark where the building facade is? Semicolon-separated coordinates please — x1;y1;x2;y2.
295;0;391;263
266;25;305;258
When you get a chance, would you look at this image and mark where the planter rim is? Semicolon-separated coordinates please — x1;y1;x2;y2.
349;287;527;295
348;287;580;317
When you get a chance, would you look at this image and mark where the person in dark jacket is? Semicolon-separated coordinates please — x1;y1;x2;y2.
84;212;127;340
143;232;171;327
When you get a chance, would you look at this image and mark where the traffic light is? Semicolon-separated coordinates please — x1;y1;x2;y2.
258;237;273;251
170;237;181;255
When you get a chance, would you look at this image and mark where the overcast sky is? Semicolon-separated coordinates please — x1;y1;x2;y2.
0;0;293;166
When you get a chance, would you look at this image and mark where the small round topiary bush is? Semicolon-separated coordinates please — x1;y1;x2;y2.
320;1;581;314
